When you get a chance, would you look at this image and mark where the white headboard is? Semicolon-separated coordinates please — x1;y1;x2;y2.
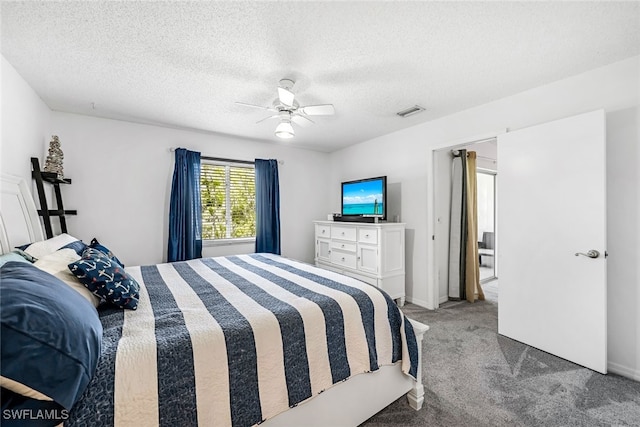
0;174;45;254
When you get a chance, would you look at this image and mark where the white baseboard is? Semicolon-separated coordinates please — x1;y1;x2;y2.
608;361;640;381
439;294;449;305
405;296;432;309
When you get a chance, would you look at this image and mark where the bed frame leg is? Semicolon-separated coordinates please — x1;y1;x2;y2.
406;319;429;411
407;382;425;410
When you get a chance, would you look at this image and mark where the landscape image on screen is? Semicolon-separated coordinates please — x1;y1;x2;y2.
342;179;384;215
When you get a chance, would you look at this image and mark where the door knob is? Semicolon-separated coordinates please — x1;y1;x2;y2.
575;250;600;259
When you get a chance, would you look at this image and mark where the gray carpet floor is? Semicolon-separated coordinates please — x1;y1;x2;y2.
362;281;640;426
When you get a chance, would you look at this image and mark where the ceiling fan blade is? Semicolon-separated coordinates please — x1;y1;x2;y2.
256;114;280;124
278;87;295;107
291;114;314;128
235;101;273;111
299;104;335;116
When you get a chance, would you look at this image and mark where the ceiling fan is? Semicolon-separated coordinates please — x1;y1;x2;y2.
236;78;335;139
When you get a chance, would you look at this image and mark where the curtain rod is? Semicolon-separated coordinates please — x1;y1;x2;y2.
204;156;254;165
169;148;283;165
451;150;496;162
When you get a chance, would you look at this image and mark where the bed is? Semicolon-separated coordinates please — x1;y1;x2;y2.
0;173;428;427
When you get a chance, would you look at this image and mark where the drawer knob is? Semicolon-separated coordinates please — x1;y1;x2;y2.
341;244;345;248
341;232;345;235
341;257;345;261
365;234;370;238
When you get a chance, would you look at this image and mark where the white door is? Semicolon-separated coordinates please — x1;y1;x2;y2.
497;109;607;373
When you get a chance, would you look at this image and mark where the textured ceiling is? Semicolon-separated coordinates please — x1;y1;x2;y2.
2;1;639;152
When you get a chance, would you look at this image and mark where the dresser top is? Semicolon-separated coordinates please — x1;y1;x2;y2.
314;220;405;227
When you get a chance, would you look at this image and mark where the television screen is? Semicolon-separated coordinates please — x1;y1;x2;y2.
341;176;386;218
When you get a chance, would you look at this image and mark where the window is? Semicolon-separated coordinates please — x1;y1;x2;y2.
200;161;255;240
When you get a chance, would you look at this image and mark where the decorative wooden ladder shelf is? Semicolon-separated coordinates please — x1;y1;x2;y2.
31;157;77;239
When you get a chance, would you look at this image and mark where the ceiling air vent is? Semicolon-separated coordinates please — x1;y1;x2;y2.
396;105;425;118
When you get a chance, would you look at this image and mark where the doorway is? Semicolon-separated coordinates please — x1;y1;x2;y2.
433;138;498;306
431;110;607;373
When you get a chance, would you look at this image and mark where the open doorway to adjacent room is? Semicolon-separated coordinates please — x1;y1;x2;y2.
433;137;498;306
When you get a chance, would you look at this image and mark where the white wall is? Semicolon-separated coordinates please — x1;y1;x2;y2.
606;105;640;380
330;55;640;379
1;56;51;183
49;112;331;266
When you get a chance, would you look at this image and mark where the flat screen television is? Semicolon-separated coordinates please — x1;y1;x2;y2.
341;176;387;220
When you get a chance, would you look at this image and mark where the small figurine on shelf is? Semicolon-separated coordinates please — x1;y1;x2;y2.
43;135;64;180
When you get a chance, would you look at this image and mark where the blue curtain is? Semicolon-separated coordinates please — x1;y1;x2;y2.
255;159;281;254
167;148;202;262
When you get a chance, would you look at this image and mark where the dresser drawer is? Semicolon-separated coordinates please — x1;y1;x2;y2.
316;224;331;238
331;241;356;253
330;251;357;269
358;228;378;244
331;226;357;241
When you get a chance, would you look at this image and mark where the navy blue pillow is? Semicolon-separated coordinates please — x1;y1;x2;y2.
89;238;124;267
68;248;140;310
62;240;88;256
0;262;103;411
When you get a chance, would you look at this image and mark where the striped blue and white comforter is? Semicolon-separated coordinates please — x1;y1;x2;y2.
67;253;418;427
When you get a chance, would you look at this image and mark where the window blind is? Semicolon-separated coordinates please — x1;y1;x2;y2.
201;161;255;240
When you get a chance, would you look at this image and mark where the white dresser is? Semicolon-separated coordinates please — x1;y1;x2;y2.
313;221;406;305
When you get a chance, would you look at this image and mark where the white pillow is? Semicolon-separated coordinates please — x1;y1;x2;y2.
34;248;100;307
22;233;80;260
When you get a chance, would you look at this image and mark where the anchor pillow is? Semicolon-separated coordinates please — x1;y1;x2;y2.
68;248;140;310
89;238;125;268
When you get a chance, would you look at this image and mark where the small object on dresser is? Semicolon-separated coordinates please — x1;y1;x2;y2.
43;135;64;180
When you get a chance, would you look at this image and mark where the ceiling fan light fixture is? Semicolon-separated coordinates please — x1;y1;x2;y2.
238;77;334;139
275;121;295;139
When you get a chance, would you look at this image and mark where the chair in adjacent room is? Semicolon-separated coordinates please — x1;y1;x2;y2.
478;231;495;267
